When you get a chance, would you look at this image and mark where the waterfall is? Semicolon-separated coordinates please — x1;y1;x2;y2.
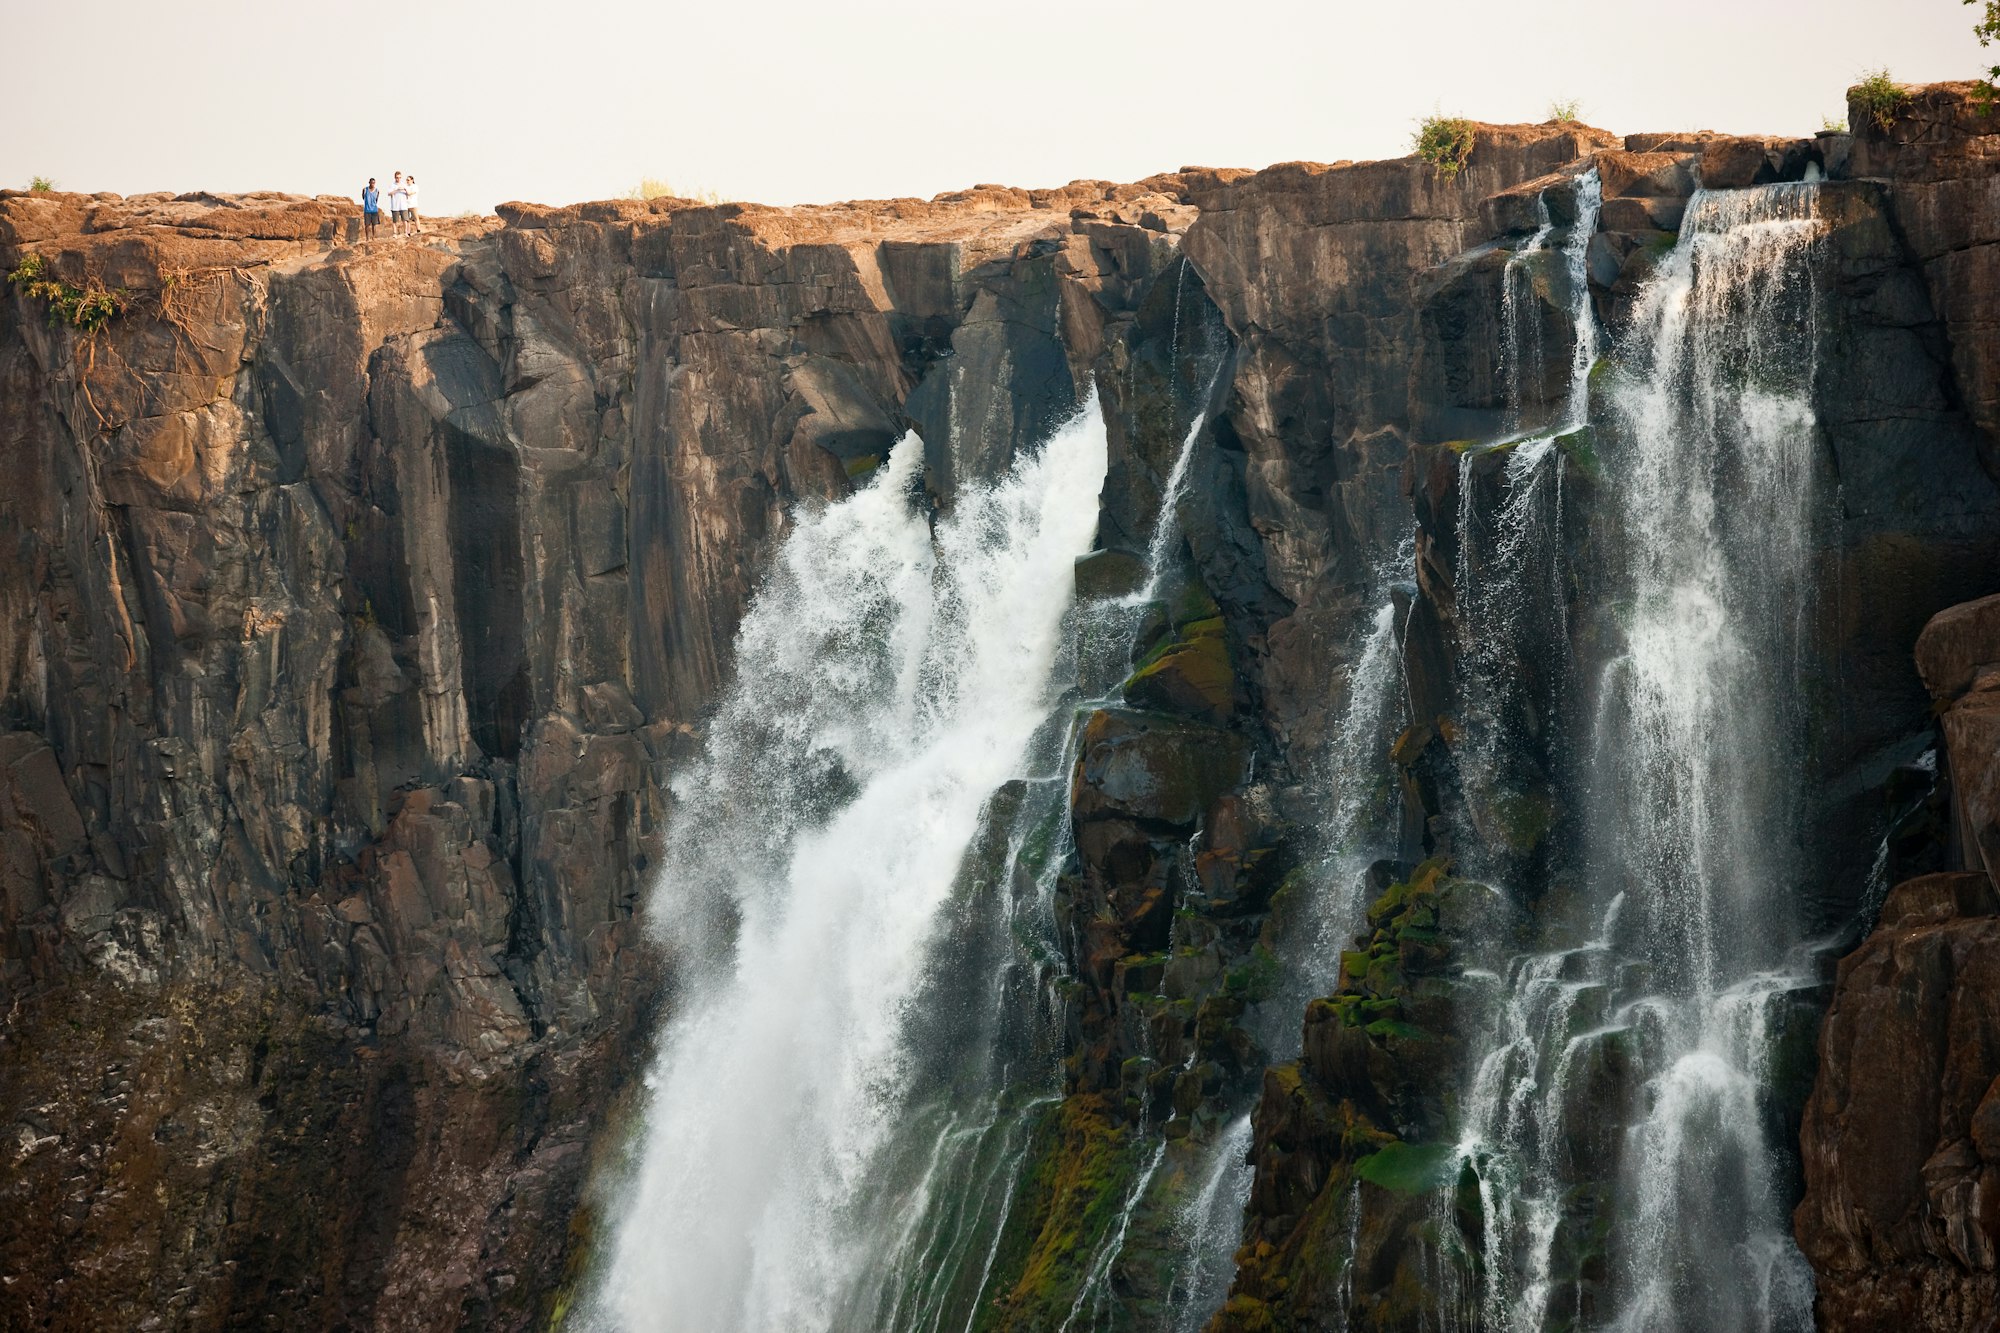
1499;199;1555;434
1167;1113;1256;1333
1445;176;1825;1332
583;405;1106;1333
1497;168;1602;438
1306;551;1416;982
577;165;1835;1333
1595;182;1825;1333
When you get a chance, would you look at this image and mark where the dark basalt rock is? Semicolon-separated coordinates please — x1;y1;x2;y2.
1214;858;1488;1333
0;181;1196;1326
1799;585;2000;1331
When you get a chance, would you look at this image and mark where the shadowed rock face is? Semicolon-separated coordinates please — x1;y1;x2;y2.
1798;595;2000;1333
1788;86;2000;1333
1;85;1997;1331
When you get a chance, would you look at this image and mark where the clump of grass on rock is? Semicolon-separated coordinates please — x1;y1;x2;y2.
1851;70;1908;131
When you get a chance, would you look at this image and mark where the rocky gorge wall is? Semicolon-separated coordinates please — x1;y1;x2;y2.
1;82;1998;1332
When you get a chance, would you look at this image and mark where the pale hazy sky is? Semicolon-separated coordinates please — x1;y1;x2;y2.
3;0;1987;216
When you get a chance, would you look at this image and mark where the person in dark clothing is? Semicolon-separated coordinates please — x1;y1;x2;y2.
361;178;381;241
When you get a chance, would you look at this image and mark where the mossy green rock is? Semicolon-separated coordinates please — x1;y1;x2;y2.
1215;857;1489;1331
972;1095;1141;1332
1121;614;1234;724
1356;1140;1460;1195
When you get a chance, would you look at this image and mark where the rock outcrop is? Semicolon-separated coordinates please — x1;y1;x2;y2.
1791;86;2000;1333
1798;594;2000;1332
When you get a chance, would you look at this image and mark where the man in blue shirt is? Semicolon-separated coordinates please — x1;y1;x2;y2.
361;178;381;241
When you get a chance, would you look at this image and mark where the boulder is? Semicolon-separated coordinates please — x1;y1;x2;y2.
1071;707;1250;831
1121;614;1234;725
1916;593;2000;702
1073;546;1148;600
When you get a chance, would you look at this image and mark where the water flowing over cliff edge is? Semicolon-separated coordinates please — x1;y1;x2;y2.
3;83;2000;1332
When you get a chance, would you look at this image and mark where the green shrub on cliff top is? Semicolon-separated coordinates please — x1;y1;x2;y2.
6;253;125;333
1413;116;1476;179
1852;70;1908;131
1546;97;1583;125
29;175;55;192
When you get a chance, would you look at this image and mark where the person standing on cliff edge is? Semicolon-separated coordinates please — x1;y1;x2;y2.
389;171;407;236
405;175;422;235
361;177;381;242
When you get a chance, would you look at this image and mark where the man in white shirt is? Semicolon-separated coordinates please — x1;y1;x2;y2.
404;176;421;235
389;172;407;236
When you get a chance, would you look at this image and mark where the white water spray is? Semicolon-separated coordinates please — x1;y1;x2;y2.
1596;182;1826;1333
584;405;1107;1332
1445;175;1824;1333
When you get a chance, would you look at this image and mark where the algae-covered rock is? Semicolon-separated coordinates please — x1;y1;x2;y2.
1214;858;1488;1330
973;1095;1143;1332
1122;614;1236;725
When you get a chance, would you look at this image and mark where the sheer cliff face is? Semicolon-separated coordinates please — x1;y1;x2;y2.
2;86;1998;1331
0;181;1196;1327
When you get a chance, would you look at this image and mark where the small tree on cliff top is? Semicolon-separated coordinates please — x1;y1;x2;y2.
1973;0;2000;95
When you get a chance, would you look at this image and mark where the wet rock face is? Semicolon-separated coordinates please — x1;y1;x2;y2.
1217;858;1490;1333
1177;123;1619;762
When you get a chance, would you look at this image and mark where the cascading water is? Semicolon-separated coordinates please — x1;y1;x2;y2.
1303;549;1417;983
1593;182;1826;1333
582;405;1106;1333
1444;177;1828;1332
1453;171;1598;876
576;158;1837;1333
